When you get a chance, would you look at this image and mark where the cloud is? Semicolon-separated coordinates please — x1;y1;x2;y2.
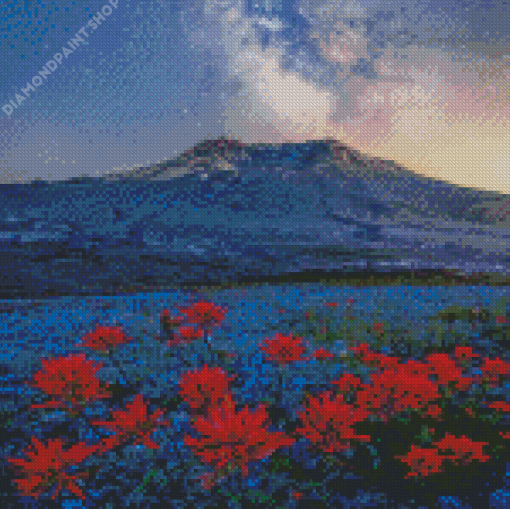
2;0;508;192
178;0;509;193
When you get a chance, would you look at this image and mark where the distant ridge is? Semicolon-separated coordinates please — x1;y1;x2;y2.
105;136;249;180
103;136;409;181
103;135;489;189
101;136;509;225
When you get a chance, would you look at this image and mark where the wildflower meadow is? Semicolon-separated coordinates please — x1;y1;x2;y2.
0;286;509;509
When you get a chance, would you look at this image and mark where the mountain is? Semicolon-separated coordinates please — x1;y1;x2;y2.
106;136;509;227
0;138;508;299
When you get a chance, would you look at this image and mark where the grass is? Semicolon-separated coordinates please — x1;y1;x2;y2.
4;269;508;301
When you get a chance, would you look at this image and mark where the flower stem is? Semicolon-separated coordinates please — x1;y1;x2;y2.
135;469;157;494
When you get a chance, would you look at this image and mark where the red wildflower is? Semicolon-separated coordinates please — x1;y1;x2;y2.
452;346;480;368
432;433;491;466
177;301;227;329
495;315;507;324
395;444;447;479
160;310;185;331
6;437;99;500
185;396;295;481
89;394;172;451
331;373;364;394
483;401;510;413
76;325;132;351
425;353;475;392
349;343;400;372
27;354;111;413
476;356;510;386
373;322;384;334
323;302;340;307
353;360;443;422
259;333;309;365
292;491;304;500
166;325;205;346
313;348;334;361
294;391;371;453
178;364;237;416
348;346;472;420
196;470;230;491
453;346;480;361
348;379;393;421
422;404;443;421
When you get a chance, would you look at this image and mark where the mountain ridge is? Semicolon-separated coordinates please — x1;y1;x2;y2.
104;136;419;181
101;136;509;226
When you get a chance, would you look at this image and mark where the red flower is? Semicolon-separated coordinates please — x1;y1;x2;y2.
425;353;475;392
178;364;237;416
259;333;309;365
453;346;480;361
495;315;507;324
76;325;132;351
89;394;172;451
396;433;491;479
395;444;447;479
185;396;296;482
331;373;364;394
160;310;185;332
177;301;227;329
373;322;384;334
464;406;474;417
346;345;469;421
483;401;510;413
27;354;111;413
6;437;99;500
476;356;510;386
353;360;442;422
345;345;483;422
292;491;304;500
313;348;334;361
323;302;339;308
294;391;371;453
432;433;491;466
422;404;443;421
166;325;205;346
196;470;230;491
349;343;400;372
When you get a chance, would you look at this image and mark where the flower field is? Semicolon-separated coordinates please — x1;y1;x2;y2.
0;285;509;509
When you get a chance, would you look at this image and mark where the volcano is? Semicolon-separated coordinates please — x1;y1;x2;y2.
0;137;508;299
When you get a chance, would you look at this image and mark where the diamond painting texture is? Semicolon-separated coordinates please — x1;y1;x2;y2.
0;1;509;508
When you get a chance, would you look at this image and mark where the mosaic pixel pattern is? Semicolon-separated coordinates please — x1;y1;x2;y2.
0;1;509;508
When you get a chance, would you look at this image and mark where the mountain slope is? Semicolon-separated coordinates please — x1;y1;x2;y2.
0;137;507;299
105;136;509;227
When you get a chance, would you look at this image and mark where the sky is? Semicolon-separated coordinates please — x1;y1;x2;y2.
0;0;508;193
